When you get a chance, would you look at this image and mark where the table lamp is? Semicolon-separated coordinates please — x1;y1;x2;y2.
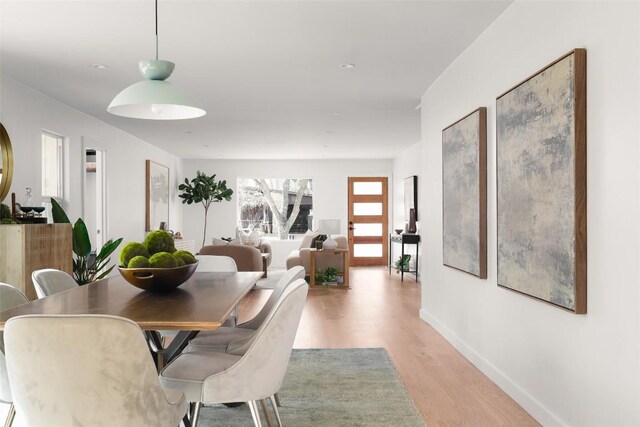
319;219;341;250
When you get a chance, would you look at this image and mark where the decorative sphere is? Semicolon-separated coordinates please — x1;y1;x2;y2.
173;250;197;265
128;255;151;268
149;252;178;268
120;242;150;267
144;230;176;255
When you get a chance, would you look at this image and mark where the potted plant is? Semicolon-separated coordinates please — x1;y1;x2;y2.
51;199;123;285
178;171;233;249
394;254;411;274
315;267;339;286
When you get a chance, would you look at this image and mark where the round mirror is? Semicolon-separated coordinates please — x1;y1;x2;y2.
0;122;14;203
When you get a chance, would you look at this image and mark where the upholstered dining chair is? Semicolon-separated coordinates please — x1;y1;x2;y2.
31;268;77;299
195;255;239;327
195;254;238;272
0;283;29;427
160;278;309;427
4;314;188;427
187;265;305;353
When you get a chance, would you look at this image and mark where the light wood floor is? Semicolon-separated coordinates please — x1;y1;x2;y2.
239;266;540;427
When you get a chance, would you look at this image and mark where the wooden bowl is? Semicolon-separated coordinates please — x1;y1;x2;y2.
118;261;198;292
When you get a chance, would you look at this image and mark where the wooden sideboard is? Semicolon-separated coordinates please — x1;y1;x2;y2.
0;224;73;300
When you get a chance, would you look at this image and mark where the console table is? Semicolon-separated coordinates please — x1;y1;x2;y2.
389;233;420;282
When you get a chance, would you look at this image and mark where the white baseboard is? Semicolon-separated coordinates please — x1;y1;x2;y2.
419;308;567;427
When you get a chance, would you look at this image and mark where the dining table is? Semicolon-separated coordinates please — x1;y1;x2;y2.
0;270;264;369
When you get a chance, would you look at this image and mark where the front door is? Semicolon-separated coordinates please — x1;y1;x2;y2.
347;177;388;266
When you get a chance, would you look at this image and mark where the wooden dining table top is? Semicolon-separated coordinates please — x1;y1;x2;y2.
0;271;264;331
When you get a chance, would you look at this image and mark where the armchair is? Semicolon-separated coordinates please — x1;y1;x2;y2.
286;235;348;276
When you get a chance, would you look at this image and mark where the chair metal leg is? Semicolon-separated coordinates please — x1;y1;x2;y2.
269;395;283;427
181;413;192;427
274;392;281;407
248;400;263;427
4;403;15;427
260;399;275;427
191;401;202;427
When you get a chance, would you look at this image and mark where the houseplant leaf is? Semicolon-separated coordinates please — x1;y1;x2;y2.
72;218;91;258
50;198;70;224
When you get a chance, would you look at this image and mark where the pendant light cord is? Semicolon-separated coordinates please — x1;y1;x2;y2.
155;0;159;60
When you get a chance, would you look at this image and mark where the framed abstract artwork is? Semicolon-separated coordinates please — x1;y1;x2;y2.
442;107;487;278
145;160;170;231
496;49;586;313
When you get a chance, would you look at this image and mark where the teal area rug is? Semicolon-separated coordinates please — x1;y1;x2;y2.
199;348;425;426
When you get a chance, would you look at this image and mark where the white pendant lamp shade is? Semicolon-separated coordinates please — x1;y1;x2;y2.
108;59;205;120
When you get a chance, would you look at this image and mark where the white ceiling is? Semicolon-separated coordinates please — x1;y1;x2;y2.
0;0;511;160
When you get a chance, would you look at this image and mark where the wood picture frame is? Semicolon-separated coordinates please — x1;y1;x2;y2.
442;107;487;278
496;49;586;313
145;160;170;231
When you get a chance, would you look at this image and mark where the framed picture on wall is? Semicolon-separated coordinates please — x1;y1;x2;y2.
145;160;170;231
442;107;487;278
496;48;586;313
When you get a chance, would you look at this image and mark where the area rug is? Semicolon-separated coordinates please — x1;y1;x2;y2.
198;348;426;426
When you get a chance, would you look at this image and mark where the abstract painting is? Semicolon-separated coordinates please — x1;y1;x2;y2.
442;107;487;278
496;49;586;313
146;160;170;231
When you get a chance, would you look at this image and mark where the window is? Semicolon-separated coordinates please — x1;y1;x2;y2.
41;131;64;199
237;178;313;239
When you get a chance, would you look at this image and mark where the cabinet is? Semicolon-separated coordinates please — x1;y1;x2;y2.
0;224;73;300
389;233;420;282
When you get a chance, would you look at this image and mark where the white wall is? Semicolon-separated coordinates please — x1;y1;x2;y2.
418;2;640;426
181;159;393;265
0;76;183;260
392;141;422;274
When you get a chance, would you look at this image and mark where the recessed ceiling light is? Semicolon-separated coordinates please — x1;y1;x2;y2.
91;64;108;69
339;63;356;69
330;112;340;116
186;131;193;134
201;144;209;147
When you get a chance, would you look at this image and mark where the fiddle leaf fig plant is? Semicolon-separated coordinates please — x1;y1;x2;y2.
51;198;123;285
178;171;233;249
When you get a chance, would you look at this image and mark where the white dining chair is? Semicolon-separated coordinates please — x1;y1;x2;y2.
31;268;77;299
188;265;305;353
4;314;188;427
160;278;309;427
195;255;240;327
195;255;238;272
0;283;29;427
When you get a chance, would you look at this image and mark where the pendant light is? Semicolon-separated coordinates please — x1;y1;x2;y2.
107;0;205;120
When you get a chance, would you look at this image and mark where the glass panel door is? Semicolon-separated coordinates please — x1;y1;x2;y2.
347;177;388;266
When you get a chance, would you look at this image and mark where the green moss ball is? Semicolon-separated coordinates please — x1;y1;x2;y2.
149;252;178;268
128;256;151;269
144;230;176;255
174;256;186;267
173;250;197;265
120;242;150;267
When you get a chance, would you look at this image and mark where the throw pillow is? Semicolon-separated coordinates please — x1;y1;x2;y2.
299;229;320;249
239;229;261;247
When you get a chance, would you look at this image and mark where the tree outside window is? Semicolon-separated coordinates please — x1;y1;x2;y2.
237;178;312;239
